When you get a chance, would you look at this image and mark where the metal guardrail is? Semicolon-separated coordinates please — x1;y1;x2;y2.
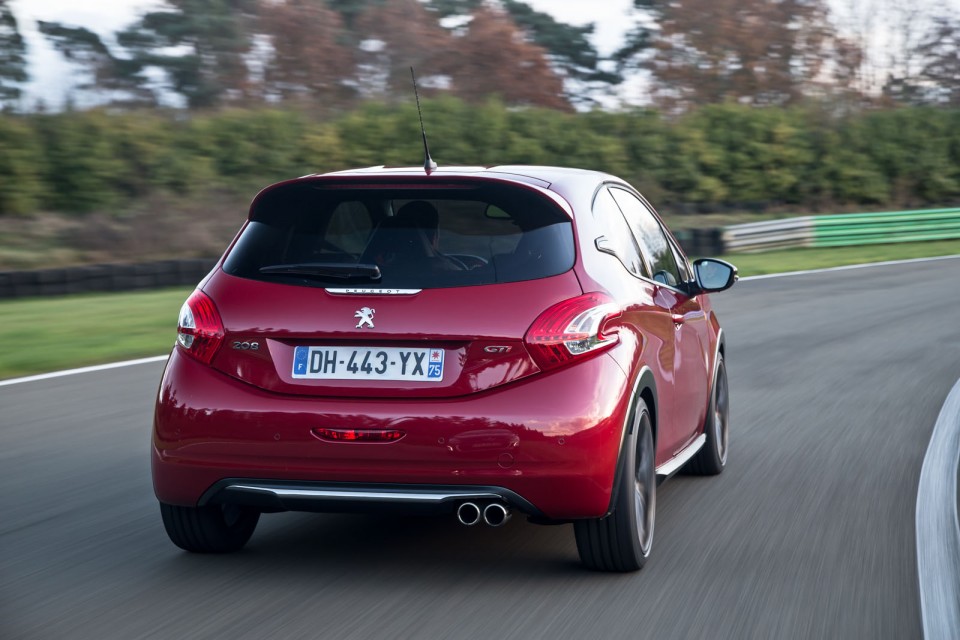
724;207;960;252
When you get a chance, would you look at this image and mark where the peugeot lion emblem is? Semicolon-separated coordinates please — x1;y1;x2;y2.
354;307;376;329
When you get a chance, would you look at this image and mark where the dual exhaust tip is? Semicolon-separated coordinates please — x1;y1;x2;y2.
457;501;511;527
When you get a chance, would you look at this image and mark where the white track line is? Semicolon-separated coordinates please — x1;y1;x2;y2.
1;254;958;388
740;253;960;281
916;377;960;640
0;355;169;388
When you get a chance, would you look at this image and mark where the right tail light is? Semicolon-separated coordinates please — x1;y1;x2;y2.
524;292;621;371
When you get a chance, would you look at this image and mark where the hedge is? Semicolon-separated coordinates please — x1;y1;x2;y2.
1;100;958;217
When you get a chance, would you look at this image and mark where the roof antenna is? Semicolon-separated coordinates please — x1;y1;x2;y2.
411;67;437;174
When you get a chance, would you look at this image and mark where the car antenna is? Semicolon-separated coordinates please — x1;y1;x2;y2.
411;67;437;174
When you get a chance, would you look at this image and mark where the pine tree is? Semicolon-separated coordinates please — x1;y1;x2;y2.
0;0;28;107
116;0;259;108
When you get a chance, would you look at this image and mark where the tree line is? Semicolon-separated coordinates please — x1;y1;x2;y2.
1;99;957;217
0;0;958;111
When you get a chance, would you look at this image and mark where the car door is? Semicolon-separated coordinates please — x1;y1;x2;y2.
590;187;686;461
608;187;711;453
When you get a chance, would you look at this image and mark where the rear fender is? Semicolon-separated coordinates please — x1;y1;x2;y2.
603;366;657;517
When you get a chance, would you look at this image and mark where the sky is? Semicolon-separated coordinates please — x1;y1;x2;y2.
10;0;637;109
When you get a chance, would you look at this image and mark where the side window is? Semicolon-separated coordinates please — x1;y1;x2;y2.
591;187;646;277
326;201;373;255
669;241;691;283
609;188;681;287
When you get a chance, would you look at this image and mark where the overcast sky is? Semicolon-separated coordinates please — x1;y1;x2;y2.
10;0;637;109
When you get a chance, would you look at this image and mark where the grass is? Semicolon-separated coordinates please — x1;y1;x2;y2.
2;239;959;381
0;287;191;380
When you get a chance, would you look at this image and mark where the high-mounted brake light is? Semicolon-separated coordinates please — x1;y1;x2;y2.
176;290;224;365
524;293;621;371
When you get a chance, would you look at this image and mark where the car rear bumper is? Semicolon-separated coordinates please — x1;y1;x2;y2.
152;349;631;519
198;479;545;517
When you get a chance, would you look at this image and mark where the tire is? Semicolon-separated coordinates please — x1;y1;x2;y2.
574;399;655;572
686;353;729;476
160;502;260;553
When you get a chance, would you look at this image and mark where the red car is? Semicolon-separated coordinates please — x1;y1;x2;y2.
152;165;736;571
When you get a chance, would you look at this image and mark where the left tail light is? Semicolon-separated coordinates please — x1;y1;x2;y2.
176;290;224;364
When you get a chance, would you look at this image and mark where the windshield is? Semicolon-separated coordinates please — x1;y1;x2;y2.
222;184;575;289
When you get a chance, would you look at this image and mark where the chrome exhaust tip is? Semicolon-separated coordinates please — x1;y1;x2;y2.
457;502;481;526
483;502;511;527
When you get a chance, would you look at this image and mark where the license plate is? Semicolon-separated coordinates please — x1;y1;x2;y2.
292;346;444;382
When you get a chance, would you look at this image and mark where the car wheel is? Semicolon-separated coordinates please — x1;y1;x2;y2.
574;398;655;572
160;502;259;553
686;353;729;475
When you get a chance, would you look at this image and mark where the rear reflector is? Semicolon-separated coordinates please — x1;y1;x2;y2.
313;428;406;443
524;292;620;371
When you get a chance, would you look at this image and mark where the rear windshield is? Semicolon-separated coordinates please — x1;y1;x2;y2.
222;183;575;289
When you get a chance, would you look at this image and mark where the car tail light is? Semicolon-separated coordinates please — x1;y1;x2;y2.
176;290;224;365
524;292;621;371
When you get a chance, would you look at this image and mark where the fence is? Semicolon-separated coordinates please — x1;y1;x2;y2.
0;259;217;299
724;207;960;253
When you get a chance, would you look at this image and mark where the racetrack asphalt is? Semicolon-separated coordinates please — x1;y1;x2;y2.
2;258;959;639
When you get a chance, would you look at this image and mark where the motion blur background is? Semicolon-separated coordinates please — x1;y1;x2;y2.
0;0;959;377
1;0;959;268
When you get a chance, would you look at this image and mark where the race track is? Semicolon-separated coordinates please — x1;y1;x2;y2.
3;258;959;639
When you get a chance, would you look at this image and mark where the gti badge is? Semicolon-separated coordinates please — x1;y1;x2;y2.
354;307;376;329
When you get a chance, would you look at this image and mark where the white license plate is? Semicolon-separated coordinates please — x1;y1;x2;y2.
292;346;444;382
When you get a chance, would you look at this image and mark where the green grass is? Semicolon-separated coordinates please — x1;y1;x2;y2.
719;239;960;276
2;239;960;380
0;287;191;380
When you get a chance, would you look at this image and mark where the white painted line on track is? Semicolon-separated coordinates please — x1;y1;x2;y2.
740;253;960;281
916;377;960;640
0;355;169;388
1;253;958;387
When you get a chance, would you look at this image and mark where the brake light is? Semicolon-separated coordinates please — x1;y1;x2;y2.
176;290;224;364
524;293;621;371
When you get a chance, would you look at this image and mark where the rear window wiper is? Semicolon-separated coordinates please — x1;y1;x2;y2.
258;263;382;281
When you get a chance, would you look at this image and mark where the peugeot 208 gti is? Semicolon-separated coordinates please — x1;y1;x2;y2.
152;165;737;571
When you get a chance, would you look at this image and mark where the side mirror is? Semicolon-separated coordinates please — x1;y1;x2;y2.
693;258;738;293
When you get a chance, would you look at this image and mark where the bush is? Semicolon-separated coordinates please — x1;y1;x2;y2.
0;102;958;218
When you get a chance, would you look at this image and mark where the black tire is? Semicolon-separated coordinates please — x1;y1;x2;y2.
160;502;259;553
574;399;655;572
686;353;729;476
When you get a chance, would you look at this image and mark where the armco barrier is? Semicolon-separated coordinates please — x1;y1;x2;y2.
813;208;960;247
0;259;217;299
724;207;960;252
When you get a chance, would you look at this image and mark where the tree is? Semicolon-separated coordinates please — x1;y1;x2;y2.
258;0;355;107
116;0;259;108
619;0;856;110
914;14;960;106
352;0;455;100
37;22;155;107
444;4;570;110
0;0;27;108
429;0;619;107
